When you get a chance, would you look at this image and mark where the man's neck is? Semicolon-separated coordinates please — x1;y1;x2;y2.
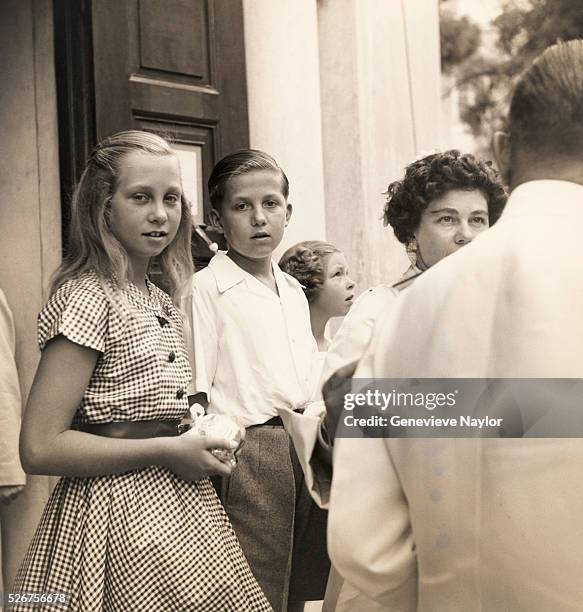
510;156;583;191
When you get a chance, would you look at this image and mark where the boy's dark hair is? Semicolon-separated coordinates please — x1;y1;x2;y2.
383;150;507;246
208;149;289;209
510;39;583;158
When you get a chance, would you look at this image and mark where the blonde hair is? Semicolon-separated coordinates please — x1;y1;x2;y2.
51;130;194;306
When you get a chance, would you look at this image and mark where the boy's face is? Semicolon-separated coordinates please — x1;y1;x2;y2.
210;169;292;261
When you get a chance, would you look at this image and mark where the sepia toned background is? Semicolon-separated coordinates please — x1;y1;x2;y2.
1;0;581;598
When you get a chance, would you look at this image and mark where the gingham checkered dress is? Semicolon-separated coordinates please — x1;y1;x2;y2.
11;272;272;612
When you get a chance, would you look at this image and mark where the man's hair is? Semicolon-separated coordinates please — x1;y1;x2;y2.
510;39;583;157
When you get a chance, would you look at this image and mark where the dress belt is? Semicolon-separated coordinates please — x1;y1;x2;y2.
74;420;190;439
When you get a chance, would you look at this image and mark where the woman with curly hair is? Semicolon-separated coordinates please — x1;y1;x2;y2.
289;150;507;612
384;149;507;274
321;149;508;387
280;241;355;352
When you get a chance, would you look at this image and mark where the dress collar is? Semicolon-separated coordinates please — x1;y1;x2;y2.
125;277;166;314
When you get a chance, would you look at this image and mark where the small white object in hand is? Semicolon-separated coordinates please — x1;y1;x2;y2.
191;413;242;466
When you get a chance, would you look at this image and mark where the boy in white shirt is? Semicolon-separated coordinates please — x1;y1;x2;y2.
191;150;329;612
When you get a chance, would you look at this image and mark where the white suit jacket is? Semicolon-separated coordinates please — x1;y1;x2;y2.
329;180;583;611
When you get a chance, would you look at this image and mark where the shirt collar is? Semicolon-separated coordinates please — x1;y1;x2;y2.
502;180;583;219
208;251;297;295
274;261;304;293
208;252;247;293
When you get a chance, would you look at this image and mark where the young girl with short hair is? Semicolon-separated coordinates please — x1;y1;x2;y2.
279;240;355;353
12;131;271;611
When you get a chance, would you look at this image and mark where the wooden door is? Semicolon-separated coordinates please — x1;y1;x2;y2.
92;0;248;225
54;0;248;232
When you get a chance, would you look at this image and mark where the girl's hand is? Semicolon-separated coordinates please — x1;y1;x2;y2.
163;433;237;481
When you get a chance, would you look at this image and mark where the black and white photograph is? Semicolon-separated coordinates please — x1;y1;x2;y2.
2;0;583;610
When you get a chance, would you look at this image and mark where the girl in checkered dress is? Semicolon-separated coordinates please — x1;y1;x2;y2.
12;132;272;611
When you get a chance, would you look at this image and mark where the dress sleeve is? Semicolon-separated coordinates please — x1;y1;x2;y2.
38;278;109;352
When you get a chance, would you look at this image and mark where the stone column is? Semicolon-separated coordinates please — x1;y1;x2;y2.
242;0;327;257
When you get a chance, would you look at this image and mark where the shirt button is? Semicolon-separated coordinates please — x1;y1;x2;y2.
168;351;176;363
176;388;185;400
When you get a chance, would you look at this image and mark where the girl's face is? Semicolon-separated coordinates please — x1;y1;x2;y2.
312;251;355;317
108;151;183;272
209;169;292;261
414;189;489;269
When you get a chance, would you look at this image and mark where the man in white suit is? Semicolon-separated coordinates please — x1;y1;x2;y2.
328;40;583;611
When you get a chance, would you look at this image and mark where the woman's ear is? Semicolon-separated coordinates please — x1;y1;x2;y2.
492;131;511;185
208;208;224;234
285;202;293;227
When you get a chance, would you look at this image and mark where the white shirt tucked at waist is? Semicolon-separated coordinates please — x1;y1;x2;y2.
190;252;318;428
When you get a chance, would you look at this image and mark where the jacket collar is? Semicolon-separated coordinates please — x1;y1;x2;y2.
503;180;583;219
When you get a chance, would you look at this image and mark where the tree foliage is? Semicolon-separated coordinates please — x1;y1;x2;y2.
441;0;583;147
440;10;481;72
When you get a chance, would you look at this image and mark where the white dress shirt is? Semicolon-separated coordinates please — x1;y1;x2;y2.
191;252;318;428
330;180;583;611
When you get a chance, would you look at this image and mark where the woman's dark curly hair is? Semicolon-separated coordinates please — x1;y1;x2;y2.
383;150;507;245
279;241;339;304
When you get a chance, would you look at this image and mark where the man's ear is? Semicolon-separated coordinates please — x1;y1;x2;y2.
285;202;293;227
208;208;224;234
492;131;511;184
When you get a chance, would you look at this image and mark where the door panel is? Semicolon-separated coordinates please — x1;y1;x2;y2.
139;0;210;80
91;0;248;221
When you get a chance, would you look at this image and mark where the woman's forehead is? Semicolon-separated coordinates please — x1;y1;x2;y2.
426;189;488;213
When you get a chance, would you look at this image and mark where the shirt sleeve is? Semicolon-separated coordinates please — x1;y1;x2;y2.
190;276;219;398
276;401;332;508
38;278;109;352
0;289;25;486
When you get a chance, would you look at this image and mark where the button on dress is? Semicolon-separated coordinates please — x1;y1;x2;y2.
12;271;271;612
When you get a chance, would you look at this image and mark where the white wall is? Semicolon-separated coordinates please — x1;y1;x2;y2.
318;0;443;292
0;0;61;589
242;0;327;259
242;0;442;290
